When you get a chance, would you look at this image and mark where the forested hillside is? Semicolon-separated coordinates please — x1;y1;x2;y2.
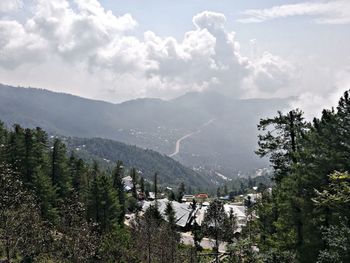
63;136;213;189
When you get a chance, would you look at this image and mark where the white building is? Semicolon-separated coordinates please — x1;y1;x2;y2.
142;199;195;228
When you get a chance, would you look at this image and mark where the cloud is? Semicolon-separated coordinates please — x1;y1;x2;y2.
193;11;226;30
242;52;299;98
238;0;350;24
0;4;262;100
0;0;23;12
143;11;251;97
290;67;350;120
0;20;47;69
0;0;343;109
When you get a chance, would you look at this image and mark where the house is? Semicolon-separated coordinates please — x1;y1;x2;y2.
142;199;195;229
219;195;230;201
140;198;247;233
182;194;195;202
195;193;209;203
122;176;133;192
193;203;247;233
224;204;247;230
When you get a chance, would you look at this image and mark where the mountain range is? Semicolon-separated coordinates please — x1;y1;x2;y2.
0;83;292;181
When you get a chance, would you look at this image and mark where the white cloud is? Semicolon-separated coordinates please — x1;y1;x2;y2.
0;0;23;12
290;68;350;119
243;52;299;98
193;11;226;30
0;0;346;109
143;11;251;97
238;0;350;24
0;20;47;69
0;4;261;100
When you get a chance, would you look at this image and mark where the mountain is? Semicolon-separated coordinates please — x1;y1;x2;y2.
61;136;212;190
0;83;292;179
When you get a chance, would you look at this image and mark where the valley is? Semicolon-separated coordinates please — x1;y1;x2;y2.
169;119;214;157
0;84;292;181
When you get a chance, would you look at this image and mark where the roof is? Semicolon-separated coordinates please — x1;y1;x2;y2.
142;199;194;227
196;193;209;198
122;176;133;189
194;206;208;225
224;204;246;219
148;192;156;199
194;203;246;227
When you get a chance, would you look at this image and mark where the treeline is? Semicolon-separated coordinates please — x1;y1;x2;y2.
216;175;272;198
0;123;195;262
248;90;350;262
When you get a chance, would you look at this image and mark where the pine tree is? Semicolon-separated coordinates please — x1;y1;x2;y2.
100;175;120;232
165;201;176;227
140;176;145;193
177;182;185;202
24;128;35;183
6;124;26;175
255;109;309;260
87;162;101;225
223;208;238;244
202;199;228;261
130;167;138;199
70;156;88;201
313;171;350;262
0;121;8;161
131;204;162;263
223;184;228;196
153;172;158;200
87;174;121;233
51;139;71;198
256;109;308;182
31;128;58;221
112;160;125;224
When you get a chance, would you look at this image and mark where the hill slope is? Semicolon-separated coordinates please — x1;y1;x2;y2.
63;136;213;189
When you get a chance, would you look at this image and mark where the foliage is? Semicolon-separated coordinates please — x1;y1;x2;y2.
65;136;213;189
0;163;51;262
313;172;350;263
202;199;228;259
0;123;130;262
254;90;350;262
131;204;181;262
317;222;350;263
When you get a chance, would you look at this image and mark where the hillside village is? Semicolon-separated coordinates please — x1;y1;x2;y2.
122;173;264;250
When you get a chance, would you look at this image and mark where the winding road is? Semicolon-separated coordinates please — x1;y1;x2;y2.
168;119;214;157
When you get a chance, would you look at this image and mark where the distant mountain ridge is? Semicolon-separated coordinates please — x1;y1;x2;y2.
0;83;292;178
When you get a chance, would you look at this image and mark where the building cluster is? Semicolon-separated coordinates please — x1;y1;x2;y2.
122;175;263;233
140;197;247;233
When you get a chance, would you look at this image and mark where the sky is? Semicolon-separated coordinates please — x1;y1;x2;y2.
0;0;349;118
